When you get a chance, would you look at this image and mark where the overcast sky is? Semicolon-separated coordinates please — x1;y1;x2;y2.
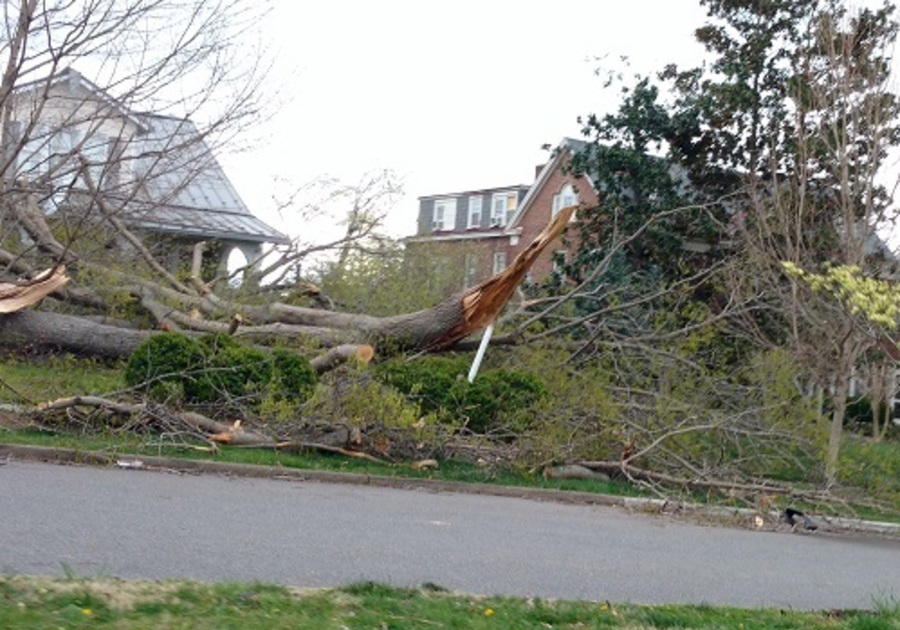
220;1;712;239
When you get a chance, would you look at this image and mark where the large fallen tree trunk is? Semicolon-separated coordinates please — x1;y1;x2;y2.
0;310;153;358
0;207;576;366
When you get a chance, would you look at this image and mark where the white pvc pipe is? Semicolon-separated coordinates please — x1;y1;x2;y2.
467;323;494;383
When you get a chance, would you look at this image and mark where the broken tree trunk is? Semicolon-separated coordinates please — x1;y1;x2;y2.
425;205;576;349
0;266;69;314
0;208;575;366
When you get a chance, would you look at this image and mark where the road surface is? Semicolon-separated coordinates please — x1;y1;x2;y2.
1;459;898;610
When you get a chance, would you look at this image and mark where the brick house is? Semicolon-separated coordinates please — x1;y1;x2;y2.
406;138;599;288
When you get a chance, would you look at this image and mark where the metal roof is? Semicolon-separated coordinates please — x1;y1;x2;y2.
123;114;290;244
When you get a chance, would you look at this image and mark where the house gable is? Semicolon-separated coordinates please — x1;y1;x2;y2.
504;138;598;279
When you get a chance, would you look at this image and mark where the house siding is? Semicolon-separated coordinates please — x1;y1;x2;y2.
417;185;530;237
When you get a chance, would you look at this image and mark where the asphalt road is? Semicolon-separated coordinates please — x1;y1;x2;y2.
1;460;898;610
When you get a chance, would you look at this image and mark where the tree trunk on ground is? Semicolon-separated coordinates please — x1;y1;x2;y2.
0;310;153;358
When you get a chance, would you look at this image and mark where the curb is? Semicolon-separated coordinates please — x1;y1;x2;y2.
2;443;898;538
0;443;627;508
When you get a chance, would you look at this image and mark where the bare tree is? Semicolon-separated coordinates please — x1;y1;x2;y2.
728;5;900;482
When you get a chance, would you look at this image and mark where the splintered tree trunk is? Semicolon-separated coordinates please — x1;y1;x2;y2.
0;267;69;313
424;205;575;350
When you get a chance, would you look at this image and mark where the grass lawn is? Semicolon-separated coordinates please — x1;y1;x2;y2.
1;577;897;630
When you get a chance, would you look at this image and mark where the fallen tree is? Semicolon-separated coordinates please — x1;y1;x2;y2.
0;203;577;367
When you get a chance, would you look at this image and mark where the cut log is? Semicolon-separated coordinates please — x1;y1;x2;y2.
0;310;153;357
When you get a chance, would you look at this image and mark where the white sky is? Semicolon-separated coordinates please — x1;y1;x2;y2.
220;1;712;240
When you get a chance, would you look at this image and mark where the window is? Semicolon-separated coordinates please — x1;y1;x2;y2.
467;195;482;228
17;125;111;186
19;123;51;177
492;251;507;275
51;129;78;168
552;183;578;218
432;198;457;231
490;191;518;227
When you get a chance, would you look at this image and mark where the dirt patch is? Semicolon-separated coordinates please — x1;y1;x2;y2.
4;576;182;610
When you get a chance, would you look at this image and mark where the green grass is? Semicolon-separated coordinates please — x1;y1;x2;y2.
0;354;124;405
0;577;897;630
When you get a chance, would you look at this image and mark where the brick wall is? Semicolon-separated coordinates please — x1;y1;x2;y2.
507;158;599;281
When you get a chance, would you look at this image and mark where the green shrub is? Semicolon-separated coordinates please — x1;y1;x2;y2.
124;332;204;391
375;355;467;413
269;348;317;402
303;369;425;429
838;436;900;508
125;332;316;406
186;343;273;403
374;355;546;433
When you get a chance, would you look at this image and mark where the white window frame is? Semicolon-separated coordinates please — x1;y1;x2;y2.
552;183;578;218
492;251;507;275
432;198;457;231
467;195;482;229
490;191;517;227
81;132;111;185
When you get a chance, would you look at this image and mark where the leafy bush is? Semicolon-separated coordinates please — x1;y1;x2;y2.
186;342;272;403
374;355;546;433
125;332;316;406
838;436;900;508
303;369;424;429
269;348;318;402
124;332;204;397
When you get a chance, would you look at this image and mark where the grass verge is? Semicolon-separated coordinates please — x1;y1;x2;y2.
1;577;897;630
1;354;898;523
0;427;642;497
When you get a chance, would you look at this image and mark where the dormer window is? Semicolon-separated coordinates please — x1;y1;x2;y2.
490;191;518;227
552;183;578;218
467;195;482;228
432;198;457;231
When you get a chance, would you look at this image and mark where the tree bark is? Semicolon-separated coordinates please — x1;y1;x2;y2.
0;310;153;357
